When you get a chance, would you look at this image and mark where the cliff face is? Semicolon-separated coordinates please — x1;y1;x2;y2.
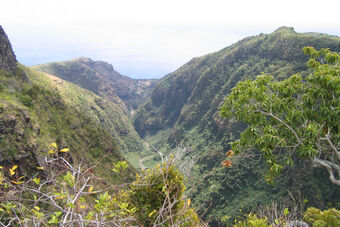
0;25;17;74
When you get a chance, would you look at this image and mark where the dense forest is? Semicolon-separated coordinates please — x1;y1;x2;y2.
0;25;339;226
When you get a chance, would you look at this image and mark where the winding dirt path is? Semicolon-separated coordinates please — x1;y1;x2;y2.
139;140;163;170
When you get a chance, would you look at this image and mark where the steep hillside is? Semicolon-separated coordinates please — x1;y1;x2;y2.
33;58;158;114
133;27;340;224
0;26;136;183
26;68;147;166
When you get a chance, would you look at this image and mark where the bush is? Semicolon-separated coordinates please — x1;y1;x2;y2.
129;156;200;226
233;213;270;227
17;94;33;107
0;146;200;226
304;207;340;227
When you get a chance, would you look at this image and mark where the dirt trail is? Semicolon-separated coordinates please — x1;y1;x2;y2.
138;140;163;170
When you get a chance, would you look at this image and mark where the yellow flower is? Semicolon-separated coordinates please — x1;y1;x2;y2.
51;143;57;149
148;210;156;217
48;150;55;154
9;165;18;176
60;148;70;152
36;167;44;170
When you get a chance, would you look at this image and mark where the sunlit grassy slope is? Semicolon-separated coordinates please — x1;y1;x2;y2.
0;64;144;183
28;67;148;166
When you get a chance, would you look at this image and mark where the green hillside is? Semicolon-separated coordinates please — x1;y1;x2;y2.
133;27;340;225
0;65;137;182
0;25;140;183
27;68;147;167
2;23;340;226
33;58;158;115
0;26;203;226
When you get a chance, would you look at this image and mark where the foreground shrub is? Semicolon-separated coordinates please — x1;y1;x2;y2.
0;146;200;226
129;157;199;226
304;207;340;227
233;213;270;227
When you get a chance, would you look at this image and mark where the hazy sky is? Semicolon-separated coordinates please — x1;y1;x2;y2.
1;0;339;78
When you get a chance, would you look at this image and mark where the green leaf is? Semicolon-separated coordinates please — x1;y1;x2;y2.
284;208;289;216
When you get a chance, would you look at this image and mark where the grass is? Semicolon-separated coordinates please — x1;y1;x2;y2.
24;66;148;167
0;65;140;185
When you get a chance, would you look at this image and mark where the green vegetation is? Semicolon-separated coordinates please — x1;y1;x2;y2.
33;58;158;114
24;66;148;168
0;151;200;226
32;58;160;167
230;207;340;226
2;25;340;226
233;213;270;227
0;64;136;184
221;47;340;185
304;207;340;226
129;157;199;226
134;27;340;224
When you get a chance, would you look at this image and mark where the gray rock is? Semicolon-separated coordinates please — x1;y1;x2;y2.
0;25;17;74
286;220;308;227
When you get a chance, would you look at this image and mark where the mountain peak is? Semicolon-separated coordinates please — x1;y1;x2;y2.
74;57;93;62
274;26;296;34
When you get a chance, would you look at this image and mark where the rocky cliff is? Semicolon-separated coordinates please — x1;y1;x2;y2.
0;25;17;74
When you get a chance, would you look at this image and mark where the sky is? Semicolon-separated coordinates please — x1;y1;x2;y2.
1;0;339;79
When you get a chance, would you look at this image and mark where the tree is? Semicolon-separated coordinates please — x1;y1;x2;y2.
220;47;340;185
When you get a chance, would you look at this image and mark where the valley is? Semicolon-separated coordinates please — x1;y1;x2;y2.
133;27;340;224
1;25;340;226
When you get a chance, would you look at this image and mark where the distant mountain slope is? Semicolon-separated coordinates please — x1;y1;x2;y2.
133;27;340;224
134;27;340;137
33;58;158;114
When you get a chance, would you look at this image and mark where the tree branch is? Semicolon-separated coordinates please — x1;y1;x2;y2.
312;157;340;186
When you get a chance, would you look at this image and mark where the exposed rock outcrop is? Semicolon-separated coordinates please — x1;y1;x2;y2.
0;25;17;74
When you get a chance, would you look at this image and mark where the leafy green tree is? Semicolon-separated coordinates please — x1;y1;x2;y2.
220;47;340;185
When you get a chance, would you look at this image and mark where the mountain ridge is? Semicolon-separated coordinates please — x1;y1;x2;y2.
33;57;158;114
135;27;340;137
133;27;340;224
